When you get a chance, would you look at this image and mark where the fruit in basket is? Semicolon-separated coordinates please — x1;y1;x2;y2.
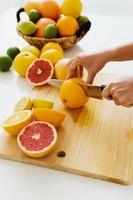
18;21;38;36
33;108;66;127
28;9;41;23
39;0;61;20
59;78;88;109
0;55;12;72
32;98;54;109
14;97;33;113
26;58;54;86
61;0;82;19
57;16;79;37
77;16;89;27
41;42;64;56
17;121;57;158
21;45;40;57
24;1;40;14
35;18;55;38
7;47;20;60
1;110;33;136
44;24;58;38
54;58;70;80
40;49;64;65
13;52;37;77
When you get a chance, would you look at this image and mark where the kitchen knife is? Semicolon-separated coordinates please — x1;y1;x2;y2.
47;79;107;100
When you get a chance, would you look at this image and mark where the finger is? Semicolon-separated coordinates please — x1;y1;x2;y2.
66;60;79;79
87;71;95;84
102;86;112;100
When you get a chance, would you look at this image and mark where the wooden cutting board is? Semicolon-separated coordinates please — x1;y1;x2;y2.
0;73;133;185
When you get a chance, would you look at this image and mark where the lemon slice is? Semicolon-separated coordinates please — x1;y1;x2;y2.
1;110;33;136
32;98;54;109
14;97;33;112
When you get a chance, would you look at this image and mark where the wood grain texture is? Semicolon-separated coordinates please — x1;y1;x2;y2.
0;73;133;185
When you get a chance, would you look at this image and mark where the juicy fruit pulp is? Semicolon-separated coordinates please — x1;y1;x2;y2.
17;121;57;158
59;78;88;109
13;52;37;77
33;108;66;127
41;42;64;56
54;58;70;80
14;97;33;112
17;21;38;36
1;110;33;136
0;55;12;72
26;58;54;86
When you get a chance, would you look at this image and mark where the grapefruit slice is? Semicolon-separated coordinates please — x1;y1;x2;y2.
33;108;66;127
1;110;33;136
14;96;33;112
26;58;54;86
17;121;57;158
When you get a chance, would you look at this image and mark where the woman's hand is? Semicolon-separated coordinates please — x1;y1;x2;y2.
66;52;110;83
102;77;133;107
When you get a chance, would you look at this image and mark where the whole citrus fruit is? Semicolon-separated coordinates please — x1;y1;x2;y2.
28;9;41;23
41;42;64;56
39;0;61;20
59;78;88;109
17;21;38;36
1;110;33;136
57;16;79;37
24;1;40;14
35;18;55;38
7;47;20;60
54;58;70;80
0;55;12;72
61;0;82;19
44;24;58;38
21;45;40;57
13;52;37;77
40;49;64;65
17;121;57;157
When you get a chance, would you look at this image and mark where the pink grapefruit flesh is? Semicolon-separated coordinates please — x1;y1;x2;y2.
26;59;54;86
17;121;57;157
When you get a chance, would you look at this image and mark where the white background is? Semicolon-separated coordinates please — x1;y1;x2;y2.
0;1;133;200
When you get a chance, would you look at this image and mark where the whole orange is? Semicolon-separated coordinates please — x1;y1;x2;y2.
24;1;40;14
35;18;55;38
39;0;61;20
57;16;79;37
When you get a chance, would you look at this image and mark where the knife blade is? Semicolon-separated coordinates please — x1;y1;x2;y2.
47;79;107;100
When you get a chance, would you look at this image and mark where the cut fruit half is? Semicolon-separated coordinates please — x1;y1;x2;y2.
17;121;57;158
14;96;33;112
26;58;54;86
1;110;33;136
33;108;66;127
32;98;54;109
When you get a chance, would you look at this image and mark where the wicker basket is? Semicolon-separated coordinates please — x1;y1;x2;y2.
16;8;91;50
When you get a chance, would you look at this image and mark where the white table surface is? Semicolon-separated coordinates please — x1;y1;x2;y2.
0;2;133;200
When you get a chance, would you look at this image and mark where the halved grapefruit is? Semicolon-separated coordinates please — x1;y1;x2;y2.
17;121;57;158
26;58;54;86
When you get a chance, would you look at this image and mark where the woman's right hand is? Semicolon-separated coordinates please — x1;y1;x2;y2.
66;52;110;83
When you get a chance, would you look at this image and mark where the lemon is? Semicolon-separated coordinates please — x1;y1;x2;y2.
13;52;37;77
14;97;33;113
32;98;54;109
1;110;33;136
22;45;40;57
61;0;82;19
40;49;64;65
41;42;64;56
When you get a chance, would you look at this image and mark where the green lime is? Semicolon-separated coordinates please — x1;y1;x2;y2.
7;47;20;60
28;9;41;23
0;55;12;72
44;24;58;38
77;16;89;26
17;21;38;36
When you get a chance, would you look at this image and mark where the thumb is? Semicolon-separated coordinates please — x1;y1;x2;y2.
66;60;78;80
87;71;96;84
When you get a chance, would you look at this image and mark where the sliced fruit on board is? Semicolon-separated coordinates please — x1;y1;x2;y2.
32;98;54;109
1;110;33;136
17;121;57;158
14;97;33;113
33;108;66;127
26;58;54;86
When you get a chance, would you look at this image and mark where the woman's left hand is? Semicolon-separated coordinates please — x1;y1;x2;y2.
102;77;133;107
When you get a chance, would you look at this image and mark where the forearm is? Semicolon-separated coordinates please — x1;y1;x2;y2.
103;43;133;63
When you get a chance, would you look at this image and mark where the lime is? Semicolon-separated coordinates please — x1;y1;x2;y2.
0;55;12;72
14;97;33;113
77;16;89;26
28;9;41;23
7;47;20;60
21;45;40;57
17;20;38;36
44;24;58;38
